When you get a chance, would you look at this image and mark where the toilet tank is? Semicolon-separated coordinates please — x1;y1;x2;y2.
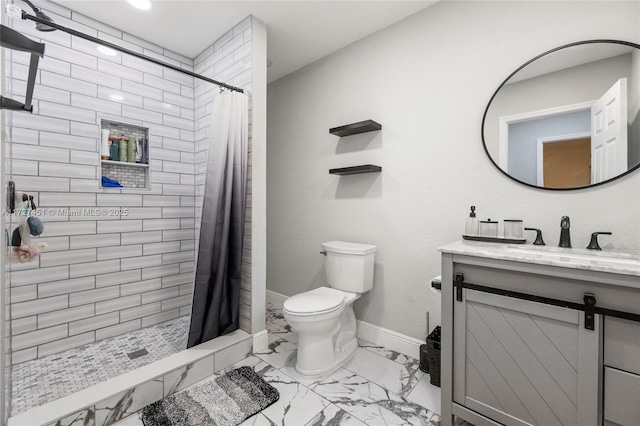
322;241;376;293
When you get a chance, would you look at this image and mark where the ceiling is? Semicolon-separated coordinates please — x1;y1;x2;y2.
50;1;436;83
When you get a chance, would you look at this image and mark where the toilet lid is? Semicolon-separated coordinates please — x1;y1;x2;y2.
284;287;346;315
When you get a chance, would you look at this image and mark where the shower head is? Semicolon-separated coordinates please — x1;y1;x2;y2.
21;0;56;31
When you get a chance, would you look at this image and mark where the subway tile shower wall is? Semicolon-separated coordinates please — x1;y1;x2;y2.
4;1;253;363
194;16;253;333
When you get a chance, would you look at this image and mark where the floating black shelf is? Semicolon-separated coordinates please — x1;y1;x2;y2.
329;165;382;175
329;120;382;137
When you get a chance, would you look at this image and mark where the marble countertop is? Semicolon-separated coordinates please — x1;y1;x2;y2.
439;240;640;277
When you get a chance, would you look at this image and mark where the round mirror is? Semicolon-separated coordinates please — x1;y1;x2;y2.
482;40;640;190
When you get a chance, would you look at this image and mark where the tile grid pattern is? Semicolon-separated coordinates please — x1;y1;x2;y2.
116;305;443;426
11;316;189;415
193;16;253;333
5;0;197;364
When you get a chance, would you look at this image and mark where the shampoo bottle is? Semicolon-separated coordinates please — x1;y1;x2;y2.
465;206;479;236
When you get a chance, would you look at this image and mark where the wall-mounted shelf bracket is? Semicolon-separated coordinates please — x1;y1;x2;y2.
329;119;382;137
329;165;382;175
0;24;45;112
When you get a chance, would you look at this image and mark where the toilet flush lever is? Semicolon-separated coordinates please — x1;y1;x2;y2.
320;250;327;256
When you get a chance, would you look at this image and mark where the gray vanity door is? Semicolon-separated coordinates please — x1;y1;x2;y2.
453;289;601;426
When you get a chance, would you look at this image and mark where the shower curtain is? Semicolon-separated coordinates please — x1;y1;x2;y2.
188;91;248;348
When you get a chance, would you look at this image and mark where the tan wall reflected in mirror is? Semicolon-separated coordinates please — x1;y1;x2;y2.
483;41;640;190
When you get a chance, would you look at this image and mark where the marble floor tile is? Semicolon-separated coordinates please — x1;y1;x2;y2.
358;338;414;365
305;403;367;426
265;304;298;343
279;354;336;388
407;374;441;415
255;334;297;369
254;361;330;426
343;347;424;398
112;414;143;426
312;368;440;426
239;413;277;426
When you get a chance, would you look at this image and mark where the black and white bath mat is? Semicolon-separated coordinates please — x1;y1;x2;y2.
141;366;279;426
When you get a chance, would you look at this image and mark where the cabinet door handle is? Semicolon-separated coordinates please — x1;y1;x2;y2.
455;273;464;302
584;293;596;330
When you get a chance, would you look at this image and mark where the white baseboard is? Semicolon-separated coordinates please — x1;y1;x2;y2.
266;290;423;359
252;329;269;353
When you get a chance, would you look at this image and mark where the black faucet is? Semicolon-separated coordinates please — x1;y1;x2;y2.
559;216;571;248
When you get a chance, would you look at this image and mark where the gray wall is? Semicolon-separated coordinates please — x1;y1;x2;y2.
266;0;640;341
508;110;591;185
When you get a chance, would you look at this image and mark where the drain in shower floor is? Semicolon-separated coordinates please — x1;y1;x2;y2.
127;348;149;360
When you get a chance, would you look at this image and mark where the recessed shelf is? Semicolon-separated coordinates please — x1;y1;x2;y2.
101;160;149;168
329;120;382;137
329;165;382;175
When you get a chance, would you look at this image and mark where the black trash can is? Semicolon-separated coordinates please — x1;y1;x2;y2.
419;344;429;373
426;326;441;387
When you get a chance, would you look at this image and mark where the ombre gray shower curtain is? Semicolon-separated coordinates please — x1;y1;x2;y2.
188;91;248;348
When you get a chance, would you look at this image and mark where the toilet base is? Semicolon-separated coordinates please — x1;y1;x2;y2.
295;337;358;376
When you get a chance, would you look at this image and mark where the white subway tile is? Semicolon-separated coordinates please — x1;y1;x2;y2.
10;127;39;145
120;231;162;245
40;163;96;180
161;273;192;288
11;112;70;134
143;48;180;66
121;207;162;220
151;171;180;184
69;312;119;336
37;304;94;329
120;278;161;296
148;123;181;139
95;269;141;287
142;264;180;280
143;241;180;256
38;332;95;357
95;295;140;315
68;207;121;221
141;287;180;304
31;83;72;105
181;152;196;164
70;234;120;249
40;248;97;267
12;324;68;351
162;207;194;218
41;71;97;97
70;122;99;138
121;80;162;101
96;194;142;207
142;309;178;327
39;192;96;207
12;347;38;364
42;221;95;237
12;316;38;335
163;68;194;88
122;105;163;124
71;36;121;63
120;301;161;322
180;196;195;207
163;251;195;265
71;93;122;116
11;265;69;287
180;262;195;274
163;184;192;196
71;150;100;166
143;195;180;207
95;319;140;341
69;286;119;306
143;219;181;231
97;244;142;260
98;86;143;108
13;143;69;163
162;295;191;311
69;259;120;278
39;101;96;124
72;64;121;90
164;49;193;67
11;285;37;303
144;74;180;94
121;254;163;271
162;138;194;152
97;220;142;233
98;58;143;83
122;54;163;76
70;179;100;192
72;13;121;38
12;295;68;319
39;276;95;298
143;98;180;117
12;159;38;175
40;131;97;152
162;161;193;174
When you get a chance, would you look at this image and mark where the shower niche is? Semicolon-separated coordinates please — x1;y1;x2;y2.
99;119;150;190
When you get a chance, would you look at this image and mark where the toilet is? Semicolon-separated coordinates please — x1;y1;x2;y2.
283;240;376;376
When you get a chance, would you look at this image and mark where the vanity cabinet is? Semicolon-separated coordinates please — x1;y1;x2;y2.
439;241;640;426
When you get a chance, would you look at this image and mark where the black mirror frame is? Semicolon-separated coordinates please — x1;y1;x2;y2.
481;39;640;191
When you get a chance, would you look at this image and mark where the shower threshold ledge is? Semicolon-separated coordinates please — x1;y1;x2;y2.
8;329;252;426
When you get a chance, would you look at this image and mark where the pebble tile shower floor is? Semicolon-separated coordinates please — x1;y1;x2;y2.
10;316;190;415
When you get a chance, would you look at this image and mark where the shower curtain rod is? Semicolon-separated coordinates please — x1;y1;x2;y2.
21;11;245;93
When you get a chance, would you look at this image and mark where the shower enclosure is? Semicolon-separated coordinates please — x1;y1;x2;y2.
0;1;260;423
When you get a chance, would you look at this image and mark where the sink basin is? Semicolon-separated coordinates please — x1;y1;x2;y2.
503;246;640;269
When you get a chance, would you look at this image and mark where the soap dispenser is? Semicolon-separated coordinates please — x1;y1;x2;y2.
465;206;479;236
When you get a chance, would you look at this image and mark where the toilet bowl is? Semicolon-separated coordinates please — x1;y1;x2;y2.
283;241;376;376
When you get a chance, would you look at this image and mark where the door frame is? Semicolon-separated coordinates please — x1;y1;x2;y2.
536;132;591;186
498;100;595;171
